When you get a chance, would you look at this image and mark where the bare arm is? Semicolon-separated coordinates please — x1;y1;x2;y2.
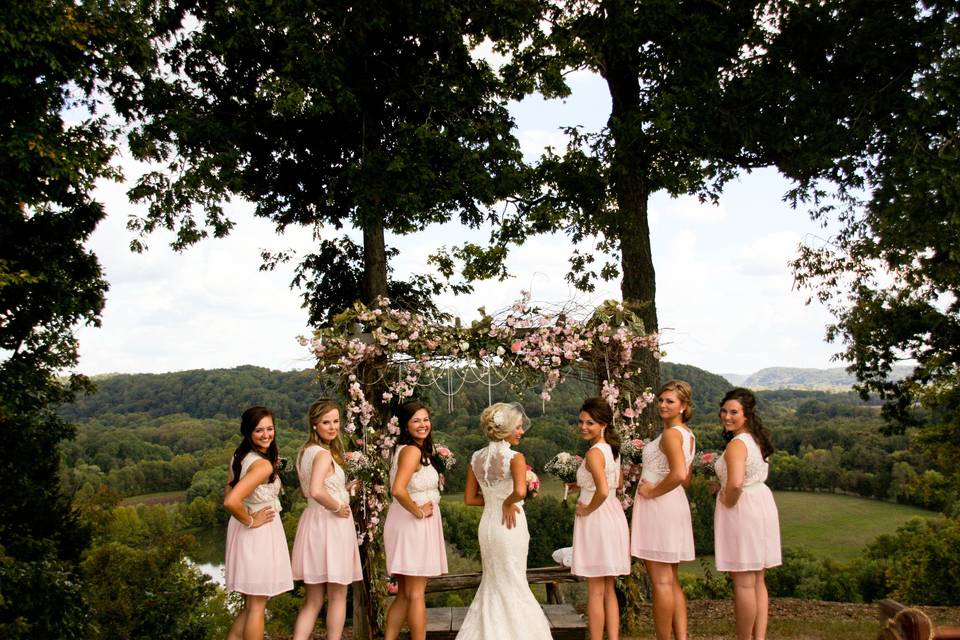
464;464;484;506
576;447;608;517
501;454;528;529
639;430;688;499
309;448;350;518
223;459;275;528
681;464;693;490
390;446;434;519
719;440;747;508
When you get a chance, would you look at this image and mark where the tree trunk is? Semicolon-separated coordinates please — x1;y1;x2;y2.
362;216;389;305
604;47;662;434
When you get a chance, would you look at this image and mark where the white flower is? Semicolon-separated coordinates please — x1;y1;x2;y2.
493;410;505;427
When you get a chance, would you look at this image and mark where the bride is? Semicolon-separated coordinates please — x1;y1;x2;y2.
456;402;553;640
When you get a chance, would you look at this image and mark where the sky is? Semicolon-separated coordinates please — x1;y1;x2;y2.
75;70;842;378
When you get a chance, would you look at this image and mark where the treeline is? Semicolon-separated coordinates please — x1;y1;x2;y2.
59;363;919;503
62;362;732;425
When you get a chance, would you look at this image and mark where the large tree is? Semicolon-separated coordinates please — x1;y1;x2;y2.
788;3;960;472
0;0;138;636
114;0;536;325
445;0;937;427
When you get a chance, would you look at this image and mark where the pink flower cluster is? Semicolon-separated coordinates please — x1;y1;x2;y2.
306;295;662;545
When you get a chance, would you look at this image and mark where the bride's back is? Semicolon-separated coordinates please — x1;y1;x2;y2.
471;440;518;502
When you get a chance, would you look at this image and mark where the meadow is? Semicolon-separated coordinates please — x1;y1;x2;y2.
465;479;937;564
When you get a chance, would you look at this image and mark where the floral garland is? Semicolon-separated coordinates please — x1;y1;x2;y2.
305;293;661;543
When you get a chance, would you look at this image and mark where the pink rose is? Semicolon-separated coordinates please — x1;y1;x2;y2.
511;341;522;353
622;407;636;419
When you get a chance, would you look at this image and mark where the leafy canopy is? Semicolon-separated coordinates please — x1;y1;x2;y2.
116;0;539;324
789;2;960;456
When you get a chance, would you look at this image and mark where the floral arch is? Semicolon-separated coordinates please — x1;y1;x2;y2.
305;293;661;636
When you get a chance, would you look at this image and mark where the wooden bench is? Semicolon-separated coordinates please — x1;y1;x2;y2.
878;599;960;640
426;605;585;640
424;565;586;639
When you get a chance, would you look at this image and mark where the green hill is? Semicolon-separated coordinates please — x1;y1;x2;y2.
735;365;913;391
61;361;731;425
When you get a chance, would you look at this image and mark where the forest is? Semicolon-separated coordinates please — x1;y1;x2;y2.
47;362;960;637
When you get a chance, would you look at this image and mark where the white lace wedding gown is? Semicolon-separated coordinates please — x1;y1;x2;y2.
455;441;553;640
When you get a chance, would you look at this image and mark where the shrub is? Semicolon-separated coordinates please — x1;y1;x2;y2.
82;538;228;639
765;547;860;602
687;475;715;555
863;516;960;605
524;497;575;567
679;558;731;600
0;546;90;640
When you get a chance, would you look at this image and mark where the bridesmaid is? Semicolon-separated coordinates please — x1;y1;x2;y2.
223;406;294;640
383;401;448;640
714;388;781;640
630;380;696;640
571;397;631;640
290;399;363;640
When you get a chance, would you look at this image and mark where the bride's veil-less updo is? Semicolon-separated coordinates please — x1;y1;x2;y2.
479;402;530;441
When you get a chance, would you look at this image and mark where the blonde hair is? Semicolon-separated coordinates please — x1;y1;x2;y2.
300;399;345;467
658;380;694;422
479;402;529;441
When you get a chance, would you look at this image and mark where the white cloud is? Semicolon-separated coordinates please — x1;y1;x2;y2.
517;128;570;160
735;231;802;277
650;194;727;225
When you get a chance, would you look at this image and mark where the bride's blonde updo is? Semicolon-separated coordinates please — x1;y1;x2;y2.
479;402;530;441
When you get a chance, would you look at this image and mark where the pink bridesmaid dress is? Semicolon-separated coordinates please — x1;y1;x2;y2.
290;446;363;584
383;445;448;576
630;426;696;562
224;452;294;595
571;442;631;577
714;433;782;571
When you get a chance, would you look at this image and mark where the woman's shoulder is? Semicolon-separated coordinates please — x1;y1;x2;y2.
240;450;264;466
397;443;421;463
590;441;614;456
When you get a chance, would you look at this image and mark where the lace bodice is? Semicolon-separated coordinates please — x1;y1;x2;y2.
640;426;695;483
389;444;441;503
297;445;349;506
238;452;283;513
715;432;769;487
470;440;521;503
576;443;619;504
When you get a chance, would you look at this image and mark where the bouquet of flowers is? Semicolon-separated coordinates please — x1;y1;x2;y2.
692;450;718;477
525;464;541;497
343;450;378;492
619;437;648;464
431;443;457;473
544;451;583;499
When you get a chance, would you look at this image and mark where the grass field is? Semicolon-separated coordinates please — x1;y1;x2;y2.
775;491;934;562
448;481;937;567
120;490;186;506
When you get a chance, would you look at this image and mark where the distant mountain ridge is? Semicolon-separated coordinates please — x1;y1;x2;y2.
62;362;733;425
722;365;913;391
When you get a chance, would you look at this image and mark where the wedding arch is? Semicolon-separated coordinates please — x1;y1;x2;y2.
306;293;661;637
